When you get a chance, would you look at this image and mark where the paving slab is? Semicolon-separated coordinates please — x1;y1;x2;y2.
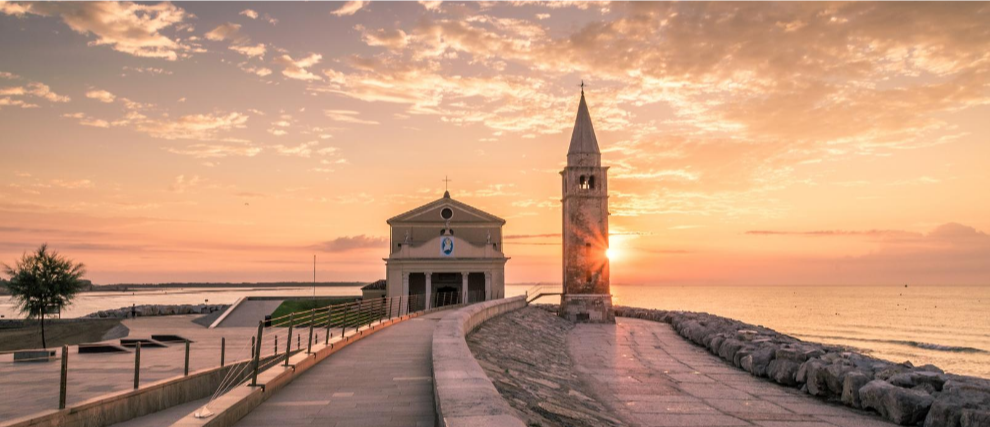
569;317;897;427
233;311;444;427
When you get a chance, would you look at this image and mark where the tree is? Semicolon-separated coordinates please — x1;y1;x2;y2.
2;244;87;349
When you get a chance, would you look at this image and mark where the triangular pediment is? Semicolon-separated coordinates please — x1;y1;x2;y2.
387;195;505;225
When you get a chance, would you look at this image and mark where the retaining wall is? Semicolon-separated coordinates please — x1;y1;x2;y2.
432;296;528;427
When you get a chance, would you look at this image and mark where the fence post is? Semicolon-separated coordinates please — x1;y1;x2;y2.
297;334;301;349
325;306;332;345
133;342;141;390
220;337;225;368
59;345;68;410
275;335;278;355
307;309;315;355
284;313;294;367
184;340;190;376
251;321;263;387
250;336;255;359
388;297;393;321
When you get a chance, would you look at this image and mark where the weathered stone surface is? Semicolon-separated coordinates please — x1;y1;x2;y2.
806;359;832;397
925;382;990;427
468;306;623;427
83;304;228;319
767;358;801;386
890;371;948;392
842;371;872;408
860;380;934;425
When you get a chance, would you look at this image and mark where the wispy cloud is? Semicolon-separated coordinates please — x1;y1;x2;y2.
315;234;386;252
330;1;368;17
275;53;322;81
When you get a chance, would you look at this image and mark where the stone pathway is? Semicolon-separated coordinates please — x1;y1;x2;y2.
233;311;442;427
570;317;897;427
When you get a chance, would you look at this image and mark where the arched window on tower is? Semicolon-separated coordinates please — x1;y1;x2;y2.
588;175;595;189
579;175;588;190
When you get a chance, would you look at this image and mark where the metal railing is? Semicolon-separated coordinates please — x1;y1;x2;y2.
525;283;563;303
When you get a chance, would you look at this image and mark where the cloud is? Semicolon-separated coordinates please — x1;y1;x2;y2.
274;53;322;81
358;26;409;50
230;43;266;58
272;141;319;158
1;1;192;60
122;66;171;76
85;89;116;103
165;143;262;159
324;109;378;125
134;112;249;140
315;235;387;252
330;1;368;17
240;64;272;77
204;23;242;42
418;1;442;11
0;71;19;79
168;174;200;193
62;112;110;128
239;9;258;20
746;229;918;238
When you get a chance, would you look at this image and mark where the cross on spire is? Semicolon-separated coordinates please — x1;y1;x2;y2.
580;80;585;95
442;175;452;191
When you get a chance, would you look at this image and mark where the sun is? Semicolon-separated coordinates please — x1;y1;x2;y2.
606;247;619;260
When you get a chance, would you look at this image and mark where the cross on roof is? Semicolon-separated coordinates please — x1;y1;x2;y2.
442;175;452;191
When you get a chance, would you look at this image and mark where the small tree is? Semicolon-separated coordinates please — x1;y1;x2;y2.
2;244;87;349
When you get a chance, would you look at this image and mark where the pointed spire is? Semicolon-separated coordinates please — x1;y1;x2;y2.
567;87;601;166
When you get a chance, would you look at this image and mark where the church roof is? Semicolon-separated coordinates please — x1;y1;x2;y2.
567;90;601;158
386;192;506;225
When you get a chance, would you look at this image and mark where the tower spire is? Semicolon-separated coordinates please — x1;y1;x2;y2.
567;86;601;166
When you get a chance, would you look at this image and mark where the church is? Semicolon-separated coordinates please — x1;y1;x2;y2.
383;190;508;312
381;88;612;323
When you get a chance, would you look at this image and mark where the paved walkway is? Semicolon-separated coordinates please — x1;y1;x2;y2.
234;311;442;427
569;318;896;427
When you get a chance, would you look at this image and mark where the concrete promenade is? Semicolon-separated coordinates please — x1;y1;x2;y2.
570;317;896;427
233;311;443;427
0;315;258;422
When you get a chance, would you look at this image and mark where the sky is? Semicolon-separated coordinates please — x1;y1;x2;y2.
1;1;989;286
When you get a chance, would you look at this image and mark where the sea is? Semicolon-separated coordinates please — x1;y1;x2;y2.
1;284;987;379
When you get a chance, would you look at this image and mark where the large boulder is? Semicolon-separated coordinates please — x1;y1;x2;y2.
890;371;949;392
718;339;746;362
745;346;776;377
860;380;934;425
768;359;801;386
924;381;990;427
842;371;872;408
805;360;832;397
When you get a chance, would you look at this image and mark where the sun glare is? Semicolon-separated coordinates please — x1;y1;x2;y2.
606;247;618;260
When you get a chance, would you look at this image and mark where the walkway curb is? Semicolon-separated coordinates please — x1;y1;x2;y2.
432;296;528;427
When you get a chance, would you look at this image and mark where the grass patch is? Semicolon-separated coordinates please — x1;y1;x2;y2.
269;297;359;321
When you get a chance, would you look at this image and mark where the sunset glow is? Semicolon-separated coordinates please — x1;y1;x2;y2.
2;2;990;286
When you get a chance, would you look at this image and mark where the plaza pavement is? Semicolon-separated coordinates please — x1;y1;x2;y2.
0;315;259;422
232;310;443;427
569;317;897;427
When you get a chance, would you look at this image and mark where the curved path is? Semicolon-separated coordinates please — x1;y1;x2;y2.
233;311;443;427
569;317;896;427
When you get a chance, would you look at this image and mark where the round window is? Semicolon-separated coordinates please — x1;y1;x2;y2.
440;208;453;220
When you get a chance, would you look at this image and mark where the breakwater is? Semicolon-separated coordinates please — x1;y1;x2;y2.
83;304;229;319
615;306;990;427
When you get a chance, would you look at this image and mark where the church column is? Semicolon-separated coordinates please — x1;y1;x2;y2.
402;272;410;315
425;271;432;310
484;271;492;301
461;272;469;304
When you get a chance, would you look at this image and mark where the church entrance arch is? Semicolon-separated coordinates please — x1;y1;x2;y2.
432;272;461;307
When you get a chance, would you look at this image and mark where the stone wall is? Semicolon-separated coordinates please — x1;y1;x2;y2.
83;304;229;319
614;306;990;427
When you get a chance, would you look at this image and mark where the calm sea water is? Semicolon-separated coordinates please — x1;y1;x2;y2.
2;284;986;378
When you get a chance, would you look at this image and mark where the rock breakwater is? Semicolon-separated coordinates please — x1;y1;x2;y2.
83;304;229;319
615;305;990;427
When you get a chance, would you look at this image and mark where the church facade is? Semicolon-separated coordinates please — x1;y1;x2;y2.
560;89;615;323
384;191;508;312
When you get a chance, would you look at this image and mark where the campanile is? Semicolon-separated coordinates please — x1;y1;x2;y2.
559;88;614;323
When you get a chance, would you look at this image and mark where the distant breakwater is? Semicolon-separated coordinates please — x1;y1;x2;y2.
614;305;990;427
83;303;229;319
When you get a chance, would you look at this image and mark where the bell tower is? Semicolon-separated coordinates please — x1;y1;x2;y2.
560;87;614;323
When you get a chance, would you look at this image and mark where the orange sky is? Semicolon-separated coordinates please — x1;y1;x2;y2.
1;2;989;285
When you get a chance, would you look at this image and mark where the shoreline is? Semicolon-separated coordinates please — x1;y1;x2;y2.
613;305;990;427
